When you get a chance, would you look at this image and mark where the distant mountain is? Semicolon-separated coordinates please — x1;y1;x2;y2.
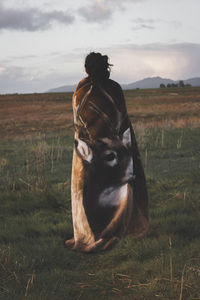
48;84;76;93
121;76;174;89
47;77;200;93
184;77;200;86
122;76;200;89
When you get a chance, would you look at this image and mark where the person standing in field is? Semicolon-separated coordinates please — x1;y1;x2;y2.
65;52;148;252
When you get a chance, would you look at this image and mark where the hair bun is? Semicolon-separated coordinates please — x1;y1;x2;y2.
85;52;113;83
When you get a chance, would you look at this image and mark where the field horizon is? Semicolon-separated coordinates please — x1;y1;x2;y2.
0;87;200;299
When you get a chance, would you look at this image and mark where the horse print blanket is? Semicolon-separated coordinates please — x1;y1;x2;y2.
65;77;148;252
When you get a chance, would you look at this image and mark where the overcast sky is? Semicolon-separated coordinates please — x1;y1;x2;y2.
0;0;200;93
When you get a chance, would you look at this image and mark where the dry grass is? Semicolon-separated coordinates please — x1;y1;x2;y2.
0;92;73;139
126;88;200;129
1;87;200;139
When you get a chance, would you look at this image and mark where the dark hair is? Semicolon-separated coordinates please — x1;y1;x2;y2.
85;52;113;83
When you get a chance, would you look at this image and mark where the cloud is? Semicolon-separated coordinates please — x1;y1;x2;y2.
0;65;81;94
108;0;146;9
0;3;74;31
0;66;30;93
0;51;84;94
132;18;182;31
132;18;155;30
105;43;200;83
78;0;112;23
78;0;146;23
1;43;200;94
0;67;6;74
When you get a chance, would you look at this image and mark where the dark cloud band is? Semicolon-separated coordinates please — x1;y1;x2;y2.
0;4;74;31
78;0;146;23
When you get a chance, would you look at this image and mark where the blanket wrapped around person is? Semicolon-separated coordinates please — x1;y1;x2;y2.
65;53;148;252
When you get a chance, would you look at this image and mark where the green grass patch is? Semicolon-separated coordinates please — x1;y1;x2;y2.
0;124;200;299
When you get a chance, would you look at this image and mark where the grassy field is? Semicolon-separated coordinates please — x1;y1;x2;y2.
0;87;200;300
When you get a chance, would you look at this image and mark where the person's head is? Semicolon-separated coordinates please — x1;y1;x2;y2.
84;52;112;82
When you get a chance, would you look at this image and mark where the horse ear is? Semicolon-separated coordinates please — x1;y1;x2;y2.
76;139;93;162
122;127;131;147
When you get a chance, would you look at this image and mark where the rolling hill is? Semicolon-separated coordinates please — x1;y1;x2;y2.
48;76;200;92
